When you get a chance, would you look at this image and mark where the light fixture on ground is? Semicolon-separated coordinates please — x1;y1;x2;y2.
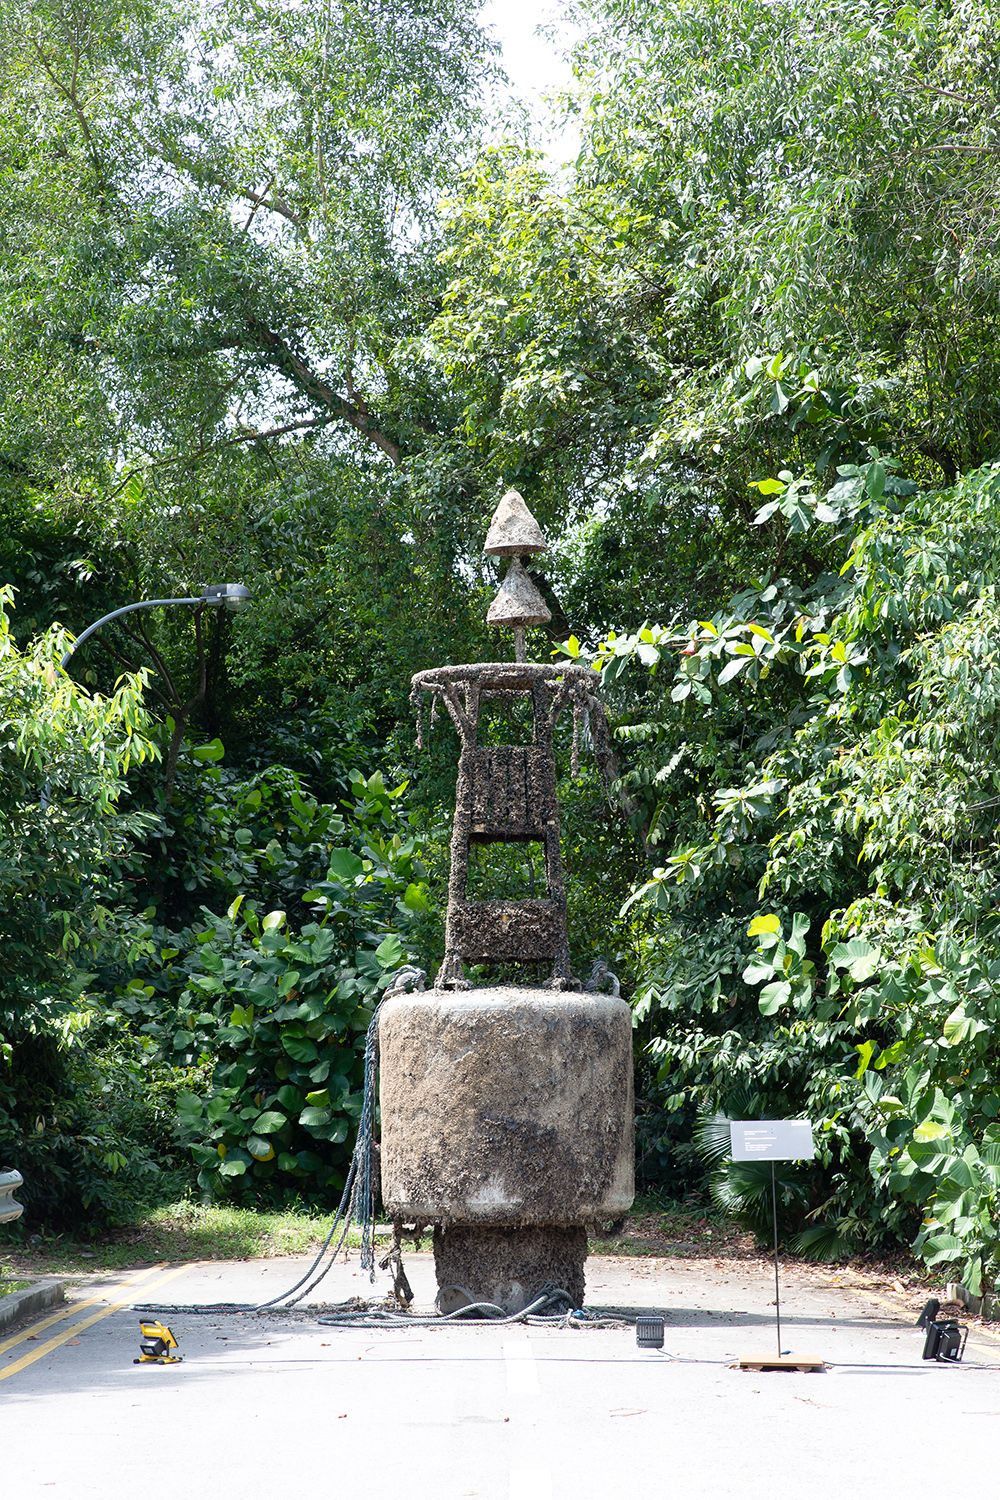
636;1317;665;1350
59;583;252;671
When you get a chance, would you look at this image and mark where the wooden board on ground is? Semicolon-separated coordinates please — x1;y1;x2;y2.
738;1356;825;1373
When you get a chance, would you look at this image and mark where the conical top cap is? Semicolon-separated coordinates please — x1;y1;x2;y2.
486;558;552;628
483;489;547;556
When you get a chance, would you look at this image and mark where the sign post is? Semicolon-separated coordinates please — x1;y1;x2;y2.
730;1120;822;1372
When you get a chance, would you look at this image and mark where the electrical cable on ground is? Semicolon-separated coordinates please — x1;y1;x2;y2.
315;1286;627;1329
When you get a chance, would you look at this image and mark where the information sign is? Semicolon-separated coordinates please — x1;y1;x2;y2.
729;1120;815;1163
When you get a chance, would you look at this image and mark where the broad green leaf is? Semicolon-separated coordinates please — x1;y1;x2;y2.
854;1040;876;1078
964;1255;983;1298
865;462;886;500
943;1005;974;1045
717;655;751;684
921;1234;964;1266
281;1035;318;1063
752;477;785;495
299;1105;333;1128
328;849;365;883
403;882;429;912
828;939;880;981
758;980;791;1014
191;738;225;763
789;911;810;956
376;933;405;968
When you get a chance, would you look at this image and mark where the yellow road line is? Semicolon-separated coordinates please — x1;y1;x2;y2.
0;1263;169;1359
0;1264;190;1383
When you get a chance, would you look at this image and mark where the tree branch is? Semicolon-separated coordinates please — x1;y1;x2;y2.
240;320;404;463
132;615;181;707
91;635;174;713
117;112;308;231
106;417;337;502
29;39;107;190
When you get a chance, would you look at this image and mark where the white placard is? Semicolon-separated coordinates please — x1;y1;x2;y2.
729;1119;815;1162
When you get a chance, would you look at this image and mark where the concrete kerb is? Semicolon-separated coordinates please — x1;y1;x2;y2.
0;1278;65;1333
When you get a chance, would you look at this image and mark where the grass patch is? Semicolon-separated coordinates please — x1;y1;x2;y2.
1;1192;927;1287
0;1200;392;1278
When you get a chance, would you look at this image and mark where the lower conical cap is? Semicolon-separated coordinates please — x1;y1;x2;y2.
486;558;552;628
483;490;548;556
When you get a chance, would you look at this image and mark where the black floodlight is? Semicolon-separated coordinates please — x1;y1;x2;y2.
636;1316;665;1349
921;1317;967;1363
916;1298;940;1330
201;583;252;611
134;1319;183;1365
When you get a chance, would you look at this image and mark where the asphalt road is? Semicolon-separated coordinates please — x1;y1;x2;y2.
2;1250;997;1499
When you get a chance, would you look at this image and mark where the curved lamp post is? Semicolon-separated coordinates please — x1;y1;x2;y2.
59;583;252;671
44;582;252;813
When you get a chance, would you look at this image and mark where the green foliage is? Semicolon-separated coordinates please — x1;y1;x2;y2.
5;0;1000;1273
0;588;156;1007
116;769;429;1204
434;0;1000;500
0;1008;192;1234
600;458;1000;1279
161;912;375;1203
0;588;164;1225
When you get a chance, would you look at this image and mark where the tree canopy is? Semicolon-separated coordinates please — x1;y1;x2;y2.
4;0;1000;1291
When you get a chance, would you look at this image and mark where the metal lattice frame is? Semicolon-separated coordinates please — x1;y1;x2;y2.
411;662;603;990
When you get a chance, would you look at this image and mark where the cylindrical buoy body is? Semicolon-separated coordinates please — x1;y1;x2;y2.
379;986;633;1226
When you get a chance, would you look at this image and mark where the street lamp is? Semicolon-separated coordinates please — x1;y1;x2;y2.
59;583;252;671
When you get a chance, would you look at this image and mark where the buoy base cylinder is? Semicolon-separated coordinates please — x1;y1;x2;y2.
434;1224;587;1314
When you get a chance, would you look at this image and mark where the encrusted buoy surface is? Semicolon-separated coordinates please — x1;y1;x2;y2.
378;986;634;1227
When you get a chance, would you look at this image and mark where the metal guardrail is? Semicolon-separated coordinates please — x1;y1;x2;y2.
0;1169;24;1224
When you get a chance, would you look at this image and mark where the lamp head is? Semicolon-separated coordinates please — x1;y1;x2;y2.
202;583;252;612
